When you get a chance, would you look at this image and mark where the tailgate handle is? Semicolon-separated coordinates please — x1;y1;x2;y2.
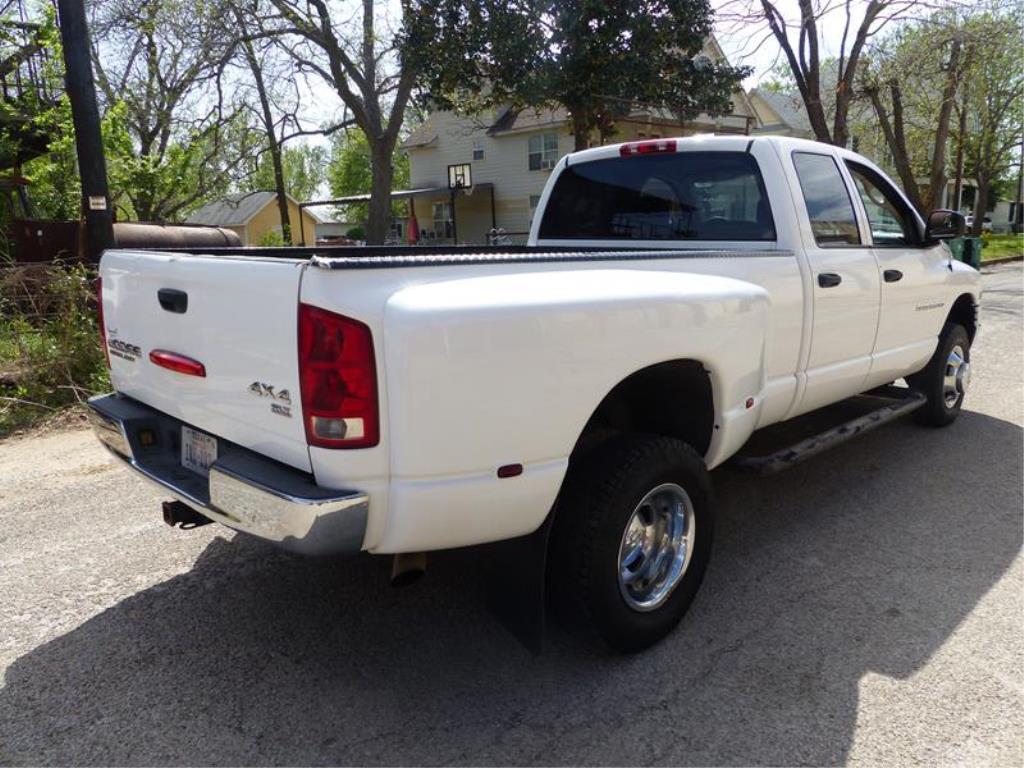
158;288;188;314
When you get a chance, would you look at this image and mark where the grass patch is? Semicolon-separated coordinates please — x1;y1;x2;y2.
0;263;110;437
981;233;1024;262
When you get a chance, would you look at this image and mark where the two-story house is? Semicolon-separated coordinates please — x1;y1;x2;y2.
398;38;760;244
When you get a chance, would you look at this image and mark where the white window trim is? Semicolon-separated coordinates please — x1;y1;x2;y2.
529;132;559;171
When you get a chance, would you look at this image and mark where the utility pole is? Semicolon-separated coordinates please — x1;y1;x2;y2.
57;0;114;260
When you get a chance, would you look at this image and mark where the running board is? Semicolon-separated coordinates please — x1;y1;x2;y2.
730;387;926;476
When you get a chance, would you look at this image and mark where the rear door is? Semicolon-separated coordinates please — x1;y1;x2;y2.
790;151;880;414
100;250;311;471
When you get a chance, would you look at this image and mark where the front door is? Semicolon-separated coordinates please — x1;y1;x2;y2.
790;151;881;414
844;160;950;387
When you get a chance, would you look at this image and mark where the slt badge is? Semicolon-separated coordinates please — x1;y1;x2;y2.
249;381;292;418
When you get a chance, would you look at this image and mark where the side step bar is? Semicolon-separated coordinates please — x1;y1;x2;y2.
731;386;927;476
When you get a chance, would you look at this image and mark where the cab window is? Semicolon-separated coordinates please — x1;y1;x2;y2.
537;152;775;241
845;162;920;246
792;152;861;246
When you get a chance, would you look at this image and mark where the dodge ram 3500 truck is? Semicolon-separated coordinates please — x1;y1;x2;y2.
88;136;979;652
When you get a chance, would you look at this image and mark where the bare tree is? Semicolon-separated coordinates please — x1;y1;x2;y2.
90;0;250;220
719;0;925;147
234;7;294;243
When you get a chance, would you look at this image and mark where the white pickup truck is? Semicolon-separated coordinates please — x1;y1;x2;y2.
89;136;980;651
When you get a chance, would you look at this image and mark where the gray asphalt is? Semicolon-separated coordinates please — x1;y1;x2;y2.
1;264;1021;766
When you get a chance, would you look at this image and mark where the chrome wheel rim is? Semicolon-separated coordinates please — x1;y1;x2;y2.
617;483;695;612
943;344;970;408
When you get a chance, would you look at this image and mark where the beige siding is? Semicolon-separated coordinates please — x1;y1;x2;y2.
408;111;573;239
242;198;319;245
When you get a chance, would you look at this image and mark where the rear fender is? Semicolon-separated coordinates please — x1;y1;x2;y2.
374;268;769;552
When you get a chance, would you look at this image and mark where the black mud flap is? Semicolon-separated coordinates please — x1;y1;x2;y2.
484;514;553;655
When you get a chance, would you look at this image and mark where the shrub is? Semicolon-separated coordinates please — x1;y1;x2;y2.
0;261;110;436
257;229;287;247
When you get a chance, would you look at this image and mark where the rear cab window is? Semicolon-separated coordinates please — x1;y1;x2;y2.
538;151;776;241
792;152;861;246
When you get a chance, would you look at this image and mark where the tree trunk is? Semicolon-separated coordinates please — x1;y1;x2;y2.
925;37;962;214
268;142;292;244
240;35;291;245
571;111;589;152
865;85;926;214
365;140;395;245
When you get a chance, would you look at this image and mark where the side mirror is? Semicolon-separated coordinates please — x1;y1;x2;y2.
925;209;965;242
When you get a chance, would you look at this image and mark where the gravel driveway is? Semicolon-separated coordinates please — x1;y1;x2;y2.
1;263;1021;766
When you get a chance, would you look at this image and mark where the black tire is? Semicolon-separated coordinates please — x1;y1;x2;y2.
550;435;713;653
907;322;971;427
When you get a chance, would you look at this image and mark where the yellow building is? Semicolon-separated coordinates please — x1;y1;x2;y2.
186;190;323;245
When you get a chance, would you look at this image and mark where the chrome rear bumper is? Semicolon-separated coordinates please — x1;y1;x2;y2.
87;394;368;555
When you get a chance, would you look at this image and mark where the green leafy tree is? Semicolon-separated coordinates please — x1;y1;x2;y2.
420;0;748;151
326;130;409;225
861;13;968;213
961;9;1023;234
250;144;329;203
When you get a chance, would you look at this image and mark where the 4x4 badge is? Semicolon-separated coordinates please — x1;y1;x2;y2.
249;382;292;417
248;381;291;403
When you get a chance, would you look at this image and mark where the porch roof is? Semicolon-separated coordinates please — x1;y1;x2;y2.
301;183;494;208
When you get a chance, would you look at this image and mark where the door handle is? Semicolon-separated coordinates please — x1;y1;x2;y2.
883;269;904;283
817;273;842;288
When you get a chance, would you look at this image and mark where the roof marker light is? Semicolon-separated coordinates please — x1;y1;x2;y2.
619;139;677;157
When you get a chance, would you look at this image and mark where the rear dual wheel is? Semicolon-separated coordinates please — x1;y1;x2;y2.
550;435;713;653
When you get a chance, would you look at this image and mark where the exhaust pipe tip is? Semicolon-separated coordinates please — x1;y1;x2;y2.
390;552;427;587
162;500;212;529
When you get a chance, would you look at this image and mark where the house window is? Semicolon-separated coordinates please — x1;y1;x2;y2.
432;201;454;239
473;141;484;160
528;133;560;171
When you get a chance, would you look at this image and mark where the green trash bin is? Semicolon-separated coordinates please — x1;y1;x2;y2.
948;236;982;269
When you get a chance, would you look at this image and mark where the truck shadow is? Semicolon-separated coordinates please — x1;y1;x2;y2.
0;409;1020;766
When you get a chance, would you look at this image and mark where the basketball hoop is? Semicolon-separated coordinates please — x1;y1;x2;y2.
447;163;472;190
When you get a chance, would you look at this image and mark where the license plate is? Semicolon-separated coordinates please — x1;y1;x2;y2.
181;426;218;476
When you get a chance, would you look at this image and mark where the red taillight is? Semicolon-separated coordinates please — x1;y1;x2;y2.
96;276;109;368
619;139;677;157
298;303;379;449
149;350;207;377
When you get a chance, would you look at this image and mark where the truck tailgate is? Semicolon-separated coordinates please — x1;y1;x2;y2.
100;250;311;472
